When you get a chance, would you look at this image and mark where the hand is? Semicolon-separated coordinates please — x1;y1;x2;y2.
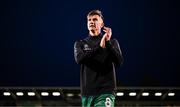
103;26;112;41
100;34;106;48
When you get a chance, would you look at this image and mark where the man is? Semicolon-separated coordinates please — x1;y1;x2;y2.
74;10;123;107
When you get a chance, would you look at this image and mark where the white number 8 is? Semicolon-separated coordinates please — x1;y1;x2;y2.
105;97;111;107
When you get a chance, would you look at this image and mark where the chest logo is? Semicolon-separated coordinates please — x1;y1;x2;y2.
83;44;92;51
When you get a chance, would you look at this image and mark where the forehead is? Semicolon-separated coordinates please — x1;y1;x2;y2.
87;15;102;20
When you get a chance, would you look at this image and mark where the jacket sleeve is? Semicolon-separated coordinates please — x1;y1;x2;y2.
106;39;123;66
74;40;102;64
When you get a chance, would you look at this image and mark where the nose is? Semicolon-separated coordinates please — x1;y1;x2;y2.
89;22;94;26
89;20;93;23
90;22;94;24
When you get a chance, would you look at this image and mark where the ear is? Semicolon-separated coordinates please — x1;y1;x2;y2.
101;22;104;28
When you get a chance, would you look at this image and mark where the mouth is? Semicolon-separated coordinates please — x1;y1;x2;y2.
89;25;95;27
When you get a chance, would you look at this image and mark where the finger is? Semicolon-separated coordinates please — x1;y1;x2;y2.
103;26;111;30
102;35;106;40
102;34;106;38
103;26;109;29
103;29;107;33
103;27;109;31
109;28;112;33
104;28;111;34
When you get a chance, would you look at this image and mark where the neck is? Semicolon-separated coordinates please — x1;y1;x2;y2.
89;30;101;36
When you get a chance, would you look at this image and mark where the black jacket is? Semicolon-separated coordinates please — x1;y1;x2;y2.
74;34;123;96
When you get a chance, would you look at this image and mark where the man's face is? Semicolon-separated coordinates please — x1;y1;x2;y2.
87;15;104;32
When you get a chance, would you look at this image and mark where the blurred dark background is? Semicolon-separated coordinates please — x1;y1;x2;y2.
0;0;179;87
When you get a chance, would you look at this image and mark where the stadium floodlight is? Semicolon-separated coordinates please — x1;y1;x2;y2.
67;93;74;97
168;92;175;96
116;92;124;96
155;92;162;96
41;92;49;96
28;92;35;96
129;92;136;96
78;93;81;97
3;92;11;96
16;92;24;96
52;92;60;96
142;92;149;96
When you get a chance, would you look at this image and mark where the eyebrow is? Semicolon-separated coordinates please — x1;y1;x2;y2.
88;17;98;21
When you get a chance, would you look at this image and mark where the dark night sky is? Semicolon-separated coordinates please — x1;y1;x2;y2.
0;0;179;87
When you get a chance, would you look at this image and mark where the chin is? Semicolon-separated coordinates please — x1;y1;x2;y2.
88;28;94;31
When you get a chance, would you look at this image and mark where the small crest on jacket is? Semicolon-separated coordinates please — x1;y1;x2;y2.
83;44;92;51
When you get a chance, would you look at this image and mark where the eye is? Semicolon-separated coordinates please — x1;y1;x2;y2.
93;18;98;21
